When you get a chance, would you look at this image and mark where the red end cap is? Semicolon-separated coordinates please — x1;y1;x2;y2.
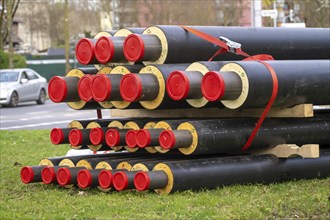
77;169;92;188
20;166;34;184
123;34;145;62
98;170;112;189
78;75;94;102
90;128;104;145
48;76;67;103
57;167;71;186
105;129;120;147
69;129;83;146
166;71;190;100
136;129;151;148
120;74;142;102
134;172;150;191
159;130;176;149
94;36;114;64
41;167;56;184
76;38;95;65
113;172;128;191
50;128;64;145
201;71;225;101
91;75;111;102
125;130;137;148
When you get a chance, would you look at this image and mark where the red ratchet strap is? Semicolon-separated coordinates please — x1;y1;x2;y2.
180;25;279;151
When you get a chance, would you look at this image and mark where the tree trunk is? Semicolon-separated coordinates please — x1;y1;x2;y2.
64;0;70;72
6;0;13;68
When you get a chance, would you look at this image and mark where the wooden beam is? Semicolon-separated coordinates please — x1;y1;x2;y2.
250;144;319;158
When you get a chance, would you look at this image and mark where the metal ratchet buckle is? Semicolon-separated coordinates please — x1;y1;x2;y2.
219;36;242;54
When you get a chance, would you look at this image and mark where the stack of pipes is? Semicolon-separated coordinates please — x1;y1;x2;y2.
21;26;330;194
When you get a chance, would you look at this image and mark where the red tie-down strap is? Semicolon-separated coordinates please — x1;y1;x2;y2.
180;26;279;151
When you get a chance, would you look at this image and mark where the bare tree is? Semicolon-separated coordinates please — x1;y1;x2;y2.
0;0;20;51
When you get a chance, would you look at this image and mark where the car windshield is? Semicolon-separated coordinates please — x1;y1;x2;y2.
0;71;20;82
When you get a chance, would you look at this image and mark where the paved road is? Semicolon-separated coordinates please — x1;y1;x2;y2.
0;100;111;130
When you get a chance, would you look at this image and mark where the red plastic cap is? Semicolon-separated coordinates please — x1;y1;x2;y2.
78;75;94;102
76;38;95;65
94;36;114;64
57;167;71;186
125;130;137;148
123;34;145;62
136;129;151;148
69;129;83;146
90;128;104;145
48;76;67;103
105;129;120;147
120;74;142;102
41;167;56;184
98;170;113;189
50;128;64;145
91;75;111;102
201;71;225;101
159;130;176;149
113;172;128;191
77;169;92;188
20;166;34;184
134;172;150;191
166;71;190;100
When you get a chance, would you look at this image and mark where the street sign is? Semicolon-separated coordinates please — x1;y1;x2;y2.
261;10;278;19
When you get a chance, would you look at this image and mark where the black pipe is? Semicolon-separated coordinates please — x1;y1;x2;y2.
94;28;145;63
105;128;131;148
166;61;227;101
159;116;330;155
56;167;85;186
50;128;72;145
136;129;165;148
119;64;191;109
77;169;103;189
124;26;330;63
137;151;330;194
20;166;46;184
201;60;330;108
48;68;98;103
92;65;144;102
113;171;139;191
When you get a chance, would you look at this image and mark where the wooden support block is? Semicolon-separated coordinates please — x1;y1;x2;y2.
251;144;319;158
110;104;314;118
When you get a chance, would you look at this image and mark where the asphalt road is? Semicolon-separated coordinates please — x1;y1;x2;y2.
0;100;111;130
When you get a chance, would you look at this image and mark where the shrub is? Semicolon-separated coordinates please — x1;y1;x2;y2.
0;51;26;68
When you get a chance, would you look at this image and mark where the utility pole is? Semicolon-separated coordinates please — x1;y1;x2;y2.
64;0;70;72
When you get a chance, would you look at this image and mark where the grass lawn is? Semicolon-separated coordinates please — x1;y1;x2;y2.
0;130;329;219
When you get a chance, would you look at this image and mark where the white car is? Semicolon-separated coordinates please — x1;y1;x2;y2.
0;68;47;107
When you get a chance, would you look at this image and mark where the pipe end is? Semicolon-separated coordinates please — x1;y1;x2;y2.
69;129;83;146
159;130;175;149
94;36;114;64
92;75;111;102
41;167;56;184
48;76;67;103
76;38;95;65
50;128;64;145
113;172;128;191
120;74;142;102
98;170;112;189
78;75;94;102
77;169;92;188
125;130;137;148
136;129;151;148
105;129;120;147
166;71;190;100
201;71;225;101
90;128;104;146
134;172;150;191
20;166;34;184
123;34;145;62
57;167;71;186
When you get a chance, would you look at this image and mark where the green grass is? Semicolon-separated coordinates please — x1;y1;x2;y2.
0;130;329;219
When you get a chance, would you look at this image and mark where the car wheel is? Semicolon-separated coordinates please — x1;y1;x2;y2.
8;91;19;107
36;89;46;105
